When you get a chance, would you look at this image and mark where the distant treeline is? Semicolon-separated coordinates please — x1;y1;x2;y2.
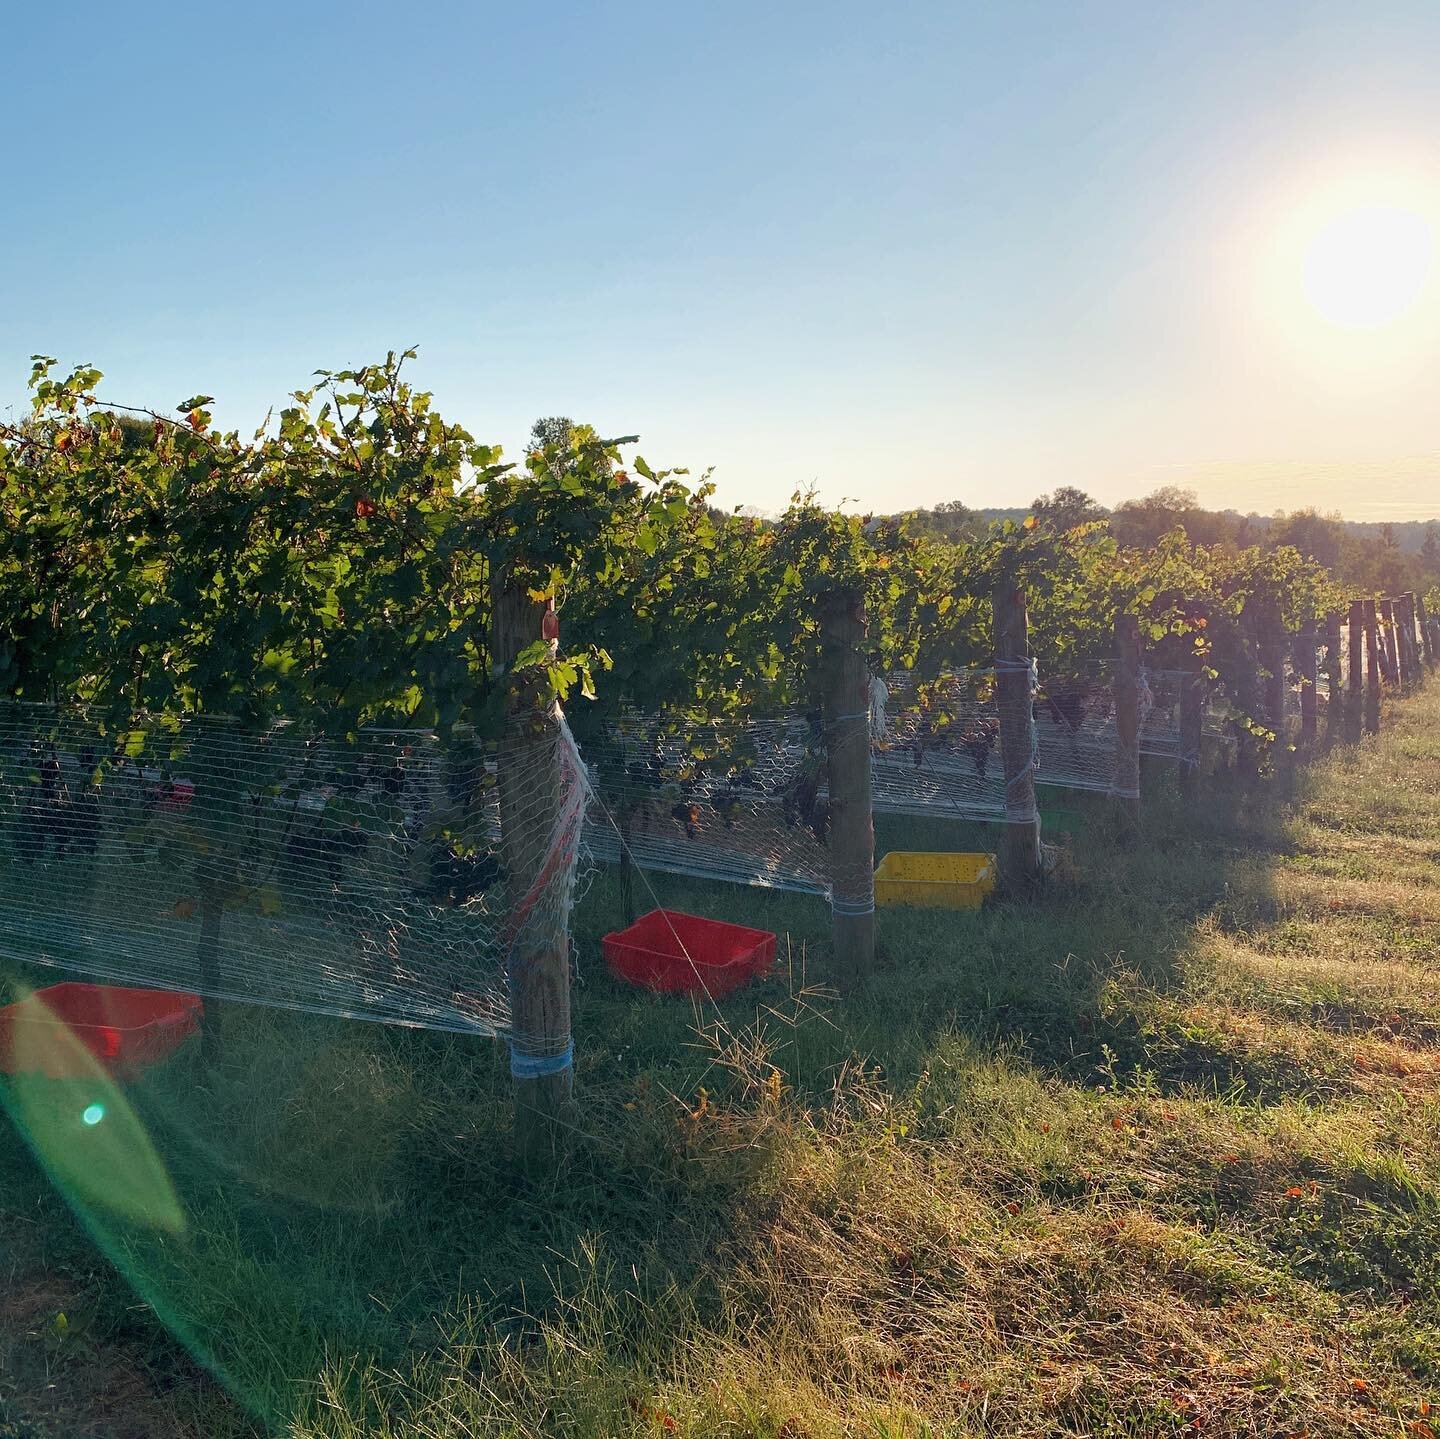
895;486;1440;597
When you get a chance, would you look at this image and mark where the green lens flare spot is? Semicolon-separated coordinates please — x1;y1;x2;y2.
82;1103;106;1126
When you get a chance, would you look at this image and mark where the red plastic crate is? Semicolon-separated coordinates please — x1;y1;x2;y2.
0;984;203;1079
603;909;776;998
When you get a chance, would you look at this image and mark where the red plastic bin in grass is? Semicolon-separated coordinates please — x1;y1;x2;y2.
603;909;777;998
0;984;203;1080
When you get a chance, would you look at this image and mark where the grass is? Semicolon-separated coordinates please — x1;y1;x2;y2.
2;684;1440;1436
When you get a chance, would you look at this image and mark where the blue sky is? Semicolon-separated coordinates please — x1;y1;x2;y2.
4;2;1439;518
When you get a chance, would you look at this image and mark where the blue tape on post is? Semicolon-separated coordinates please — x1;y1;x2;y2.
510;1040;574;1080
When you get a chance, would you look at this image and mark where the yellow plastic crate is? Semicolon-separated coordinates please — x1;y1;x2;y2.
874;851;997;910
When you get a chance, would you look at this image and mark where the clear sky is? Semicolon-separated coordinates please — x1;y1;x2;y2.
4;2;1439;519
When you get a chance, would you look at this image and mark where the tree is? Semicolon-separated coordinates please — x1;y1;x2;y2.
1030;486;1105;533
1109;486;1201;548
1269;508;1346;571
528;416;614;481
1421;524;1440;575
904;499;979;543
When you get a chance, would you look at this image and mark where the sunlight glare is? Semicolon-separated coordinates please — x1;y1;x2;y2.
1302;205;1435;329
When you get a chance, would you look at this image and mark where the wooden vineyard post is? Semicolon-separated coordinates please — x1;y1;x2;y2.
1346;600;1364;742
491;576;574;1171
1378;598;1401;689
1391;598;1409;687
819;589;875;984
1399;593;1422;684
1294;624;1318;754
1363;599;1382;735
1372;600;1392;687
1178;652;1204;796
992;582;1044;887
1112;613;1141;836
1322;612;1343;751
1258;611;1287;750
1234;602;1264;779
1416;593;1438;670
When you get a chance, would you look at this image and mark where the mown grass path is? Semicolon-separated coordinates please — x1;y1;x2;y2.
2;685;1438;1438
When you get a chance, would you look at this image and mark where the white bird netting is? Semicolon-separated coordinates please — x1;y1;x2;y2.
0;703;588;1045
1135;668;1239;763
1035;669;1127;794
580;712;831;896
585;663;1223;899
872;671;1007;820
877;667;1121;811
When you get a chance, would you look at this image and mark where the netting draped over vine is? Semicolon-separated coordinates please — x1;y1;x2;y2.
1135;668;1240;764
0;704;589;1042
579;712;830;896
585;661;1240;900
877;667;1122;812
1034;668;1125;795
874;670;1007;819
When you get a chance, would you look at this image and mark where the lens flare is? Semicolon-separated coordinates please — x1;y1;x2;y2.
0;984;184;1234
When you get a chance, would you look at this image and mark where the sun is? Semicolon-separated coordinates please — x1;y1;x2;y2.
1301;204;1436;329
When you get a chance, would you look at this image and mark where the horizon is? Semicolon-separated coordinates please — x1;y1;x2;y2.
4;3;1439;520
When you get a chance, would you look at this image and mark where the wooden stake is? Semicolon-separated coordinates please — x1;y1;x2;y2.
1294;624;1318;753
1322;612;1342;751
1363;599;1382;735
1234;602;1264;779
1416;593;1438;670
618;807;636;927
1378;598;1402;688
820;589;875;984
1259;613;1287;743
1346;600;1364;742
1398;593;1422;684
1112;613;1141;836
1178;651;1204;796
992;583;1044;887
491;577;573;1171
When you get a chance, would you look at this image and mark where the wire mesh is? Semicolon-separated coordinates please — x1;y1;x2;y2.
1136;668;1235;761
